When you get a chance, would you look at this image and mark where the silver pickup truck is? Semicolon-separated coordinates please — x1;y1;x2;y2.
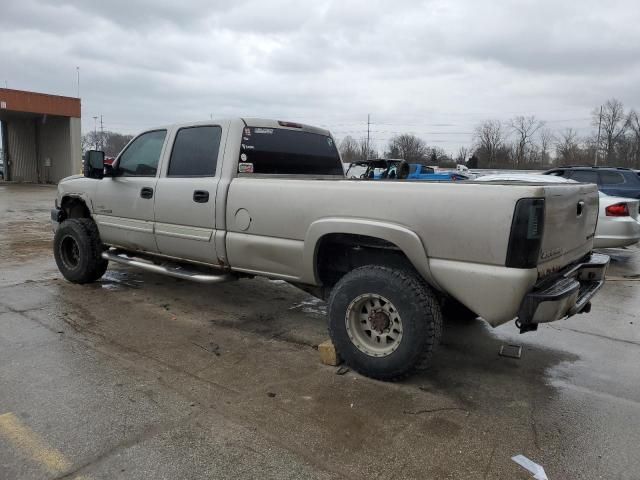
52;118;609;380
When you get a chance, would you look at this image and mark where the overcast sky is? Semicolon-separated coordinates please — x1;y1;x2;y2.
2;0;639;153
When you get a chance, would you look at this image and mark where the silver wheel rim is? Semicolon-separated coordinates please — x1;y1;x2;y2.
345;293;403;357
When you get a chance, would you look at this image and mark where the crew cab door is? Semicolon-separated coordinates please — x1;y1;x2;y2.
153;124;226;265
93;129;167;252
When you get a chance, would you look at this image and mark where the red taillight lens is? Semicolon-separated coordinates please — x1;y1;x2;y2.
605;203;630;216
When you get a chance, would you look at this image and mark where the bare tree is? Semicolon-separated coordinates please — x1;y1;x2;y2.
509;115;545;167
538;128;555;166
82;131;133;157
626;109;640;167
455;146;469;164
338;136;360;163
386;134;428;163
555;128;581;166
473;120;505;168
358;137;378;160
594;98;628;164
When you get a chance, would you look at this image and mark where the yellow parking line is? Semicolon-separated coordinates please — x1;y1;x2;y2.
0;412;72;473
0;413;94;480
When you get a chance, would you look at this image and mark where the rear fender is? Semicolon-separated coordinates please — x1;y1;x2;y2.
303;218;438;287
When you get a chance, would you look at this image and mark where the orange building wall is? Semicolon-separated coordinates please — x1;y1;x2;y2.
0;88;81;118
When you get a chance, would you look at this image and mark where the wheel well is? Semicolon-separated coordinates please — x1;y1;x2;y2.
61;196;91;220
315;233;417;289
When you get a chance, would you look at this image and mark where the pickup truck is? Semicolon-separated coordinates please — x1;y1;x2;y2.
51;118;609;380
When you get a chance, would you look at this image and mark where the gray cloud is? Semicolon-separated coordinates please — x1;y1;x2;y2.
1;0;639;153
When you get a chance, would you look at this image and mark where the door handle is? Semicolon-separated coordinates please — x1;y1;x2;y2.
140;187;154;199
193;190;209;203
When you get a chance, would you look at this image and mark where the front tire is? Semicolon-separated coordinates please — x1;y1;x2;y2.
54;218;108;284
328;265;442;381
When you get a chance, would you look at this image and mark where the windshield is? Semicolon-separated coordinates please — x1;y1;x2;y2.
239;127;343;175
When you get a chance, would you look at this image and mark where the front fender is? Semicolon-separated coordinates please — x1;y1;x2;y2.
302;217;438;288
57;176;97;213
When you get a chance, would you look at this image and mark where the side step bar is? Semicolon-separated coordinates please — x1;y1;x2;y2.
101;250;235;284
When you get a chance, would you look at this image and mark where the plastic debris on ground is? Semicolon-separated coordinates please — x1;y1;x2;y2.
511;454;548;480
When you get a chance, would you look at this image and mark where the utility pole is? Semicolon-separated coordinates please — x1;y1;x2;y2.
595;105;603;166
76;67;80;98
100;115;104;151
366;114;370;159
93;116;98;149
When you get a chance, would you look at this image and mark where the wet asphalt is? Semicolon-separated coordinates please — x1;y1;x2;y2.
0;183;639;480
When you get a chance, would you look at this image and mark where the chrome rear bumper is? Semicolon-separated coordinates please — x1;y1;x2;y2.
516;253;609;333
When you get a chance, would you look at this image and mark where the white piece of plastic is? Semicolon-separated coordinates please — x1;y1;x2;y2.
511;454;548;480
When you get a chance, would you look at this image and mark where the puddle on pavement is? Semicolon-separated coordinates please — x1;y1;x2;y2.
98;270;144;290
289;297;327;315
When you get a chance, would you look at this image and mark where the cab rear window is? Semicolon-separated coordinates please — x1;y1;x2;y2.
238;127;343;176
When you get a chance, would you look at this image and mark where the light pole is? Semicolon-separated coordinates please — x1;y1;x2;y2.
93;116;98;149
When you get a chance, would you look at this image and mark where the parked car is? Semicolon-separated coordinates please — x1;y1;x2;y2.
407;163;470;181
544;166;640;199
595;192;640;248
475;173;575;184
51;118;609;380
345;159;468;181
345;159;410;179
475;174;640;249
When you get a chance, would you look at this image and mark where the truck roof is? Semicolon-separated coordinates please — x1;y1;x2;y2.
145;118;332;137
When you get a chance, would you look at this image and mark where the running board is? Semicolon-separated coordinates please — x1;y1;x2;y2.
101;250;235;284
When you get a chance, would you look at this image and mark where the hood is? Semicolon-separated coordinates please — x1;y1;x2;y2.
59;174;84;184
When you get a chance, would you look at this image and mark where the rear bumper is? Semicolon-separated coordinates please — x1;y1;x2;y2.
594;217;640;248
517;252;609;332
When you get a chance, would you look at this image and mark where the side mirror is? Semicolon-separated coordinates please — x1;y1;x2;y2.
84;150;105;179
103;163;116;177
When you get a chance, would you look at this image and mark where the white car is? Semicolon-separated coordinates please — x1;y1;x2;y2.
474;173;575;183
475;173;640;249
595;192;640;248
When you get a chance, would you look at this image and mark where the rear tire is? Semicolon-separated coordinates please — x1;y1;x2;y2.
54;218;108;284
328;265;442;381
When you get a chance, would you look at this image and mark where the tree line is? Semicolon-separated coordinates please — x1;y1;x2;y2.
338;98;640;170
339;134;458;167
82;131;133;158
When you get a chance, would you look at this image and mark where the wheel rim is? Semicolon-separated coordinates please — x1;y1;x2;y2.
59;235;81;270
345;293;403;357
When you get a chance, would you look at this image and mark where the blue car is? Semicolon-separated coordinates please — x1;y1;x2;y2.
406;164;469;182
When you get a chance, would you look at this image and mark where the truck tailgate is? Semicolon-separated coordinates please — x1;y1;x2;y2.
537;183;599;277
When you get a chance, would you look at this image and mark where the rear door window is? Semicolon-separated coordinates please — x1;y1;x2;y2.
168;126;222;177
598;171;626;185
568;170;599;184
239;127;343;175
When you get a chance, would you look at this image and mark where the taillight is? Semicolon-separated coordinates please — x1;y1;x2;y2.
605;203;629;217
506;198;545;268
